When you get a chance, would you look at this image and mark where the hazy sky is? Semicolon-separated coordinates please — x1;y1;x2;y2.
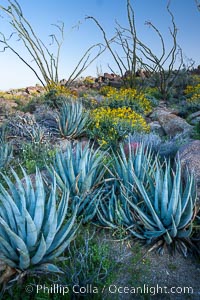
0;0;199;90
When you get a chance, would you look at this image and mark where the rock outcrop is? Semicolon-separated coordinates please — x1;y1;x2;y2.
177;140;200;201
150;108;193;137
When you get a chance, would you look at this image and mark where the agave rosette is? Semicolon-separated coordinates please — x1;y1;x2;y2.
0;168;78;279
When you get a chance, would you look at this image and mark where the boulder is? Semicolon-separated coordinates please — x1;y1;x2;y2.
176;140;200;197
187;111;200;125
149;121;165;136
25;86;43;94
109;80;123;89
150;108;193;137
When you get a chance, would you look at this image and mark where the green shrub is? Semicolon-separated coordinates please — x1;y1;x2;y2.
87;106;150;149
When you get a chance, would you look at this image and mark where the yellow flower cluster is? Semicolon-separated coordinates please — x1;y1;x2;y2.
46;82;78;98
91;107;148;128
100;86;152;115
89;106;150;147
83;77;95;85
184;83;200;103
100;86;116;96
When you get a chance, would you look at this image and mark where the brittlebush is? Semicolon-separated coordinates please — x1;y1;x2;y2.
88;106;150;148
100;86;152;115
184;83;200;105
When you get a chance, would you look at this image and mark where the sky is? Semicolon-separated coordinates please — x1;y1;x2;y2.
0;0;199;90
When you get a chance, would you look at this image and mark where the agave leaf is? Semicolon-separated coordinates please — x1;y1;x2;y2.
99;199;109;219
44;226;78;261
178;197;194;229
97;208;118;229
164;174;177;226
174;195;182;227
177;223;193;238
181;176;194;214
163;231;173;244
11;169;26;214
170;216;178;238
0;217;27;251
124;196;158;231
135;145;143;178
0;180;25;238
0;236;18;261
34;169;45;235
55;152;69;186
0;195;18;234
166;162;181;221
108;188;116;223
25;209;38;250
0;217;30;269
32;263;64;274
131;173;165;231
118;204;133;225
31;235;46;265
46;205;78;255
161;165;169;220
43;179;58;250
0;255;17;268
128;228;145;239
56;190;69;232
21;167;36;218
18;248;30;270
144;230;166;239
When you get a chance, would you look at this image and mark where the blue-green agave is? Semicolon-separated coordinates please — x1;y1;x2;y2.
0;127;12;169
96;142;156;230
112;142;156;203
97;186;137;232
0;168;78;281
0;143;12;169
57;99;90;138
122;159;197;249
47;141;108;221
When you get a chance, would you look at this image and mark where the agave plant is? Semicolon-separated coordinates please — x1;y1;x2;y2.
97;186;138;232
0;127;12;169
0;168;79;283
0;143;13;169
47;141;109;221
56;99;90;138
112;141;157;203
122;159;197;254
48;141;107;196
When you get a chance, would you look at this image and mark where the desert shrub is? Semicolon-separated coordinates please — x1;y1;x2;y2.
100;86;152;115
184;82;200;111
87;107;150;149
64;229;115;297
19;141;56;174
44;83;78;108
